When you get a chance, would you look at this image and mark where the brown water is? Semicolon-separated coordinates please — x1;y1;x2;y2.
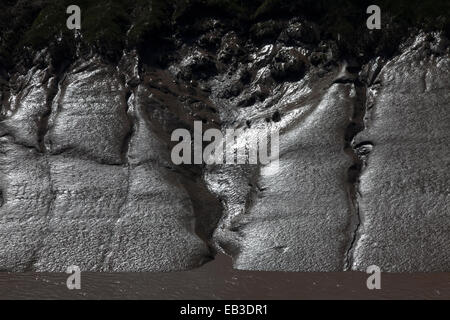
0;254;449;299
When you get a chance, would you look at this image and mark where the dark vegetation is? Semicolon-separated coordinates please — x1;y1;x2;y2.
0;0;449;69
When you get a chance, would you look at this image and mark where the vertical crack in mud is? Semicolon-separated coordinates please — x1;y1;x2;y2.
120;89;134;163
37;74;58;153
343;75;370;270
28;68;61;271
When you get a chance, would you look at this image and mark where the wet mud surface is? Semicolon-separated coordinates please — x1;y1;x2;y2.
1;254;450;299
0;15;449;273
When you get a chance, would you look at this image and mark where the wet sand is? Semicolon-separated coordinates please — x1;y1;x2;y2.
1;254;449;299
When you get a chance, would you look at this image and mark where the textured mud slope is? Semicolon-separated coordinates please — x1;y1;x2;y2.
206;33;449;272
351;34;450;271
0;54;214;271
0;13;449;271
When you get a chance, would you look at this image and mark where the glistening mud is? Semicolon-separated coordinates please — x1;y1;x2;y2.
0;1;449;273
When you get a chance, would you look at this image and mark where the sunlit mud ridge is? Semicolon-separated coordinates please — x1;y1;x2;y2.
0;9;449;273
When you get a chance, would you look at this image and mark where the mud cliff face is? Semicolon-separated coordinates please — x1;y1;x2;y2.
0;16;449;272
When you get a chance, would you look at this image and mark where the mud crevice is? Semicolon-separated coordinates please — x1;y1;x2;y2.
343;73;372;271
26;66;64;271
120;89;134;164
138;62;225;263
38;60;71;153
37;77;58;152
